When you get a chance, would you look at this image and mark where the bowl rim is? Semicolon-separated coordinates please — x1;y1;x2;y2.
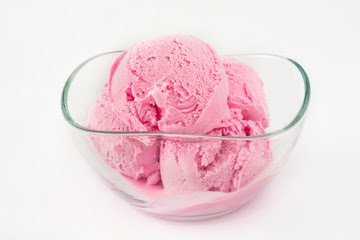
61;51;310;140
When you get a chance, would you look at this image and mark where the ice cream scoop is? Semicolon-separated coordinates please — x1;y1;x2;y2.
159;58;271;194
223;57;269;128
87;84;161;185
110;34;231;134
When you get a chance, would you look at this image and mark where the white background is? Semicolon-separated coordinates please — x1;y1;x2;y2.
1;0;359;239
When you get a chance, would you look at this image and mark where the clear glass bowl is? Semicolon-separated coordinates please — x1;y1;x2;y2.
61;51;310;220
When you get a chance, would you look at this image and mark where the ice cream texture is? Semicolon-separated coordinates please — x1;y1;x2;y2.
110;34;230;134
87;34;271;194
160;57;271;193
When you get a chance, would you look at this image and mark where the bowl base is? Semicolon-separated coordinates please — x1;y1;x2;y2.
144;207;239;221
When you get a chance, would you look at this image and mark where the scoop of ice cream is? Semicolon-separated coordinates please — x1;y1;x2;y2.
110;34;230;134
159;58;271;194
223;57;269;128
160;112;271;194
87;83;160;185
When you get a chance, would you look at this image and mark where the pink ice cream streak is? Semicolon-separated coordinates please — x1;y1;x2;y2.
87;34;271;193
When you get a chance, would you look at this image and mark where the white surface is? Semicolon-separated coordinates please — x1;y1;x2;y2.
1;0;359;239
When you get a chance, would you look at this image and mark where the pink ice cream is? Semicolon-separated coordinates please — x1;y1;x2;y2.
160;58;271;194
87;83;161;185
88;35;231;185
110;34;230;134
87;35;271;196
223;57;269;128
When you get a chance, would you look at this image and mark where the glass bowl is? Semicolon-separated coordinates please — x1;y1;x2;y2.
61;51;310;220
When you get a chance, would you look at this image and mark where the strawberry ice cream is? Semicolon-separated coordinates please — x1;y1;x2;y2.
87;83;161;185
160;58;271;194
87;34;271;197
160;119;271;194
223;57;269;128
110;34;230;134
